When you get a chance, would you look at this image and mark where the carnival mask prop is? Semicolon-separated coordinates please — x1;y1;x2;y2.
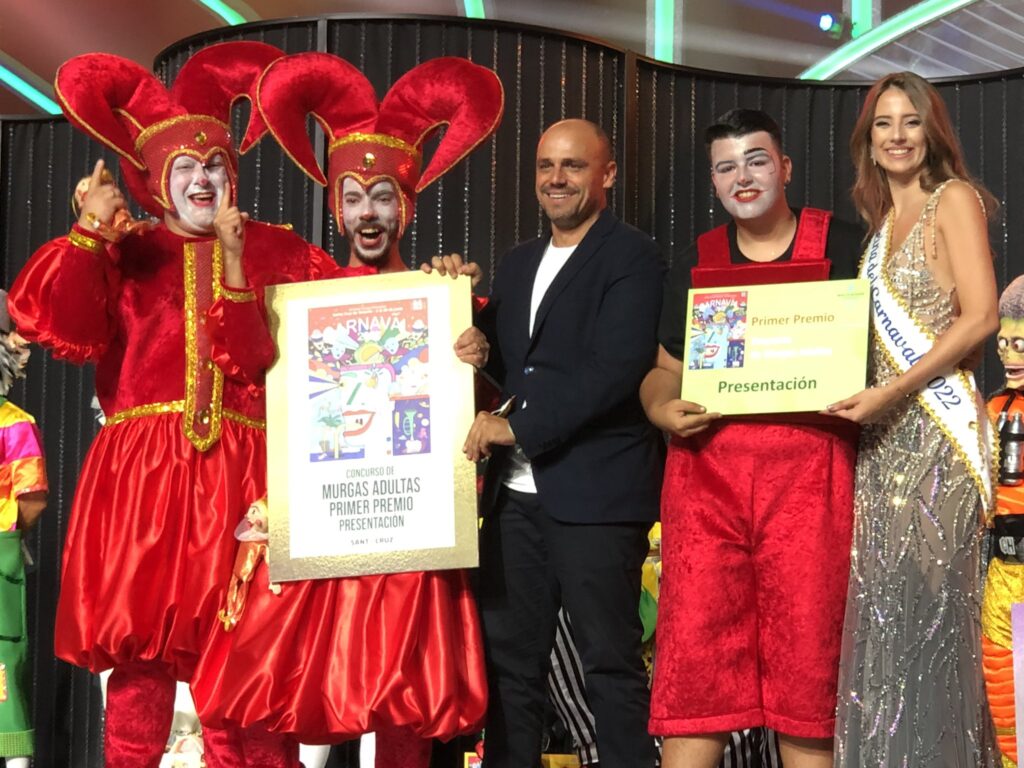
54;41;284;219
998;276;1024;391
255;53;504;240
0;290;28;397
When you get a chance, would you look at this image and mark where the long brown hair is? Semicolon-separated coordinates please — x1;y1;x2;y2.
850;71;996;233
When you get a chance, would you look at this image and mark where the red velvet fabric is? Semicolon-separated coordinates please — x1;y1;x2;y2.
169;41;283;154
191;565;487;745
374;725;432;768
691;208;834;288
10;222;342;421
256;53;503;234
650;214;857;739
650;424;855;738
104;661;177;768
104;660;299;768
202;722;299;768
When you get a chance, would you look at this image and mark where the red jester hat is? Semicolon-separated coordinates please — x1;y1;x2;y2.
54;41;285;218
255;52;504;238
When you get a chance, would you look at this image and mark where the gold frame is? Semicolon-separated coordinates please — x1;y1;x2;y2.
265;271;478;581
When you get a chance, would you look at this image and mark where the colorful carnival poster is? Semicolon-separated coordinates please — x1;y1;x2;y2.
265;271;477;581
681;278;869;415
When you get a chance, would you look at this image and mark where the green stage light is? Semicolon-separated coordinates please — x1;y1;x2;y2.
463;0;486;18
0;63;60;115
654;0;676;62
850;0;874;37
800;0;974;80
195;0;246;25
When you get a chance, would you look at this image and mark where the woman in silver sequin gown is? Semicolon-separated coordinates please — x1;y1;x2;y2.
828;72;1000;767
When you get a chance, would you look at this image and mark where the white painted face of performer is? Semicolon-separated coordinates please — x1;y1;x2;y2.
709;131;792;223
167;153;229;236
341;177;401;265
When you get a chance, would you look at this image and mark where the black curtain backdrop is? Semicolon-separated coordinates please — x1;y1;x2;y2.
0;13;1022;767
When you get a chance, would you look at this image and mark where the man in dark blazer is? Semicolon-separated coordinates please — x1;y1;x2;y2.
461;118;664;768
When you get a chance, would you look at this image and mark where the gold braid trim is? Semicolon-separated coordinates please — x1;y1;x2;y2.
221;285;257;303
134;115;231;153
182;242;226;452
328;132;420;157
68;230;103;254
106;401;185;426
104;401;265;429
224;409;266;430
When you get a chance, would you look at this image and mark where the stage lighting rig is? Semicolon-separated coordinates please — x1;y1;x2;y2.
818;11;853;40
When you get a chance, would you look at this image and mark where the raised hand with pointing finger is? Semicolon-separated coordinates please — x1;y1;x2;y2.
76;159;127;232
212;181;250;288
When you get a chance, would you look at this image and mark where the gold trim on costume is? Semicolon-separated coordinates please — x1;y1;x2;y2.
68;230;103;254
222;285;257;303
134;115;230;153
104;400;265;430
328;132;421;158
182;241;227;451
224;409;266;430
105;400;186;426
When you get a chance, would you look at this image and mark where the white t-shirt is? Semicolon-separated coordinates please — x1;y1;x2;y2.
503;240;577;494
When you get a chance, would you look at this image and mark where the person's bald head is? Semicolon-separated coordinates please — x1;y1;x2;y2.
535;119;617;245
540;119;613;161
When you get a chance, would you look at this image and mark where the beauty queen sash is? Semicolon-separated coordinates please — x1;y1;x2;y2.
861;211;994;511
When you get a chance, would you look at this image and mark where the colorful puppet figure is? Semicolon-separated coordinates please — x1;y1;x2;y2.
0;290;46;768
983;274;1024;768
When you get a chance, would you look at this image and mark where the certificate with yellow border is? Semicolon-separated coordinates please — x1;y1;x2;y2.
265;271;478;582
681;278;869;415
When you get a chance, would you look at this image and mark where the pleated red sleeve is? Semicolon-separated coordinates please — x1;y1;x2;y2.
9;224;120;364
208;286;276;388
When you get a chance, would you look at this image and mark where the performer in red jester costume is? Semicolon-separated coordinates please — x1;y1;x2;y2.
190;53;503;768
641;109;862;768
982;274;1024;768
8;43;362;768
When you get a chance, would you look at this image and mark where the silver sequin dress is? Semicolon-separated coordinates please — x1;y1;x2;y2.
834;183;996;768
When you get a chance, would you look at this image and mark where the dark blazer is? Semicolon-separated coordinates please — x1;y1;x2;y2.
478;208;665;524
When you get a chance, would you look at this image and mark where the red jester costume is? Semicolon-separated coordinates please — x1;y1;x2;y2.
189;53;503;765
8;43;363;767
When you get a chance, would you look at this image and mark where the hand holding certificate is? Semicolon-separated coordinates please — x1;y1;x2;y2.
681;278;870;415
264;270;479;581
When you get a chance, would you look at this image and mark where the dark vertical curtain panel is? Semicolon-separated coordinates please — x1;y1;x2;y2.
1;14;1023;767
0;118;114;768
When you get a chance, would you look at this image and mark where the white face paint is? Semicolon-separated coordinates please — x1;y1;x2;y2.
167;153;229;235
710;132;790;222
341;177;401;264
